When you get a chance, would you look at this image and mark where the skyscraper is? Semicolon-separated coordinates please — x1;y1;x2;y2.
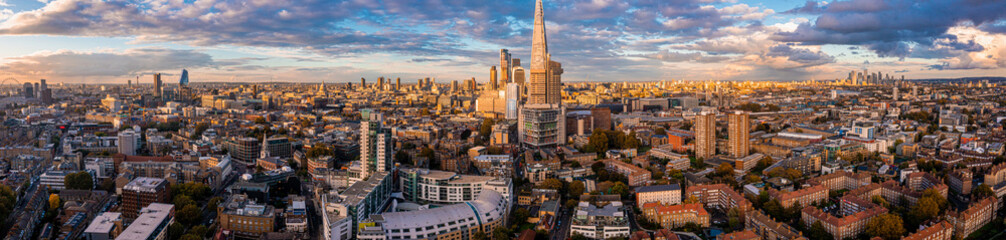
360;109;393;178
512;59;525;86
728;111;750;158
506;83;521;120
179;69;189;86
396;77;401;90
153;73;162;97
490;66;498;90
519;0;566;148
361;77;366;89
527;0;562;105
500;49;512;83
695;110;716;159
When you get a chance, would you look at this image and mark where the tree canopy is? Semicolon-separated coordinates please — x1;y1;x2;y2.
866;214;905;240
64;171;94;190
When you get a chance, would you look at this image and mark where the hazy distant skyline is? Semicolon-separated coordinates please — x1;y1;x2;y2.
0;0;1003;84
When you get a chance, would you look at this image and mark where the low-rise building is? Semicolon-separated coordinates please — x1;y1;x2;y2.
767;185;828;208
946;197;998;238
218;194;276;238
903;221;953;240
115;203;174;240
635;184;682;208
801;196;886;240
601;159;651;186
685;184;753;219
640;203;709;229
84;212;123;240
745;210;808;240
570;198;630;240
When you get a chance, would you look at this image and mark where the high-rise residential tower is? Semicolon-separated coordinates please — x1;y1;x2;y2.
728;111;750;158
360;109;393;178
695;109;717;159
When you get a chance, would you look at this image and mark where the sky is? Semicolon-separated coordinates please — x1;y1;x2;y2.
0;0;1003;84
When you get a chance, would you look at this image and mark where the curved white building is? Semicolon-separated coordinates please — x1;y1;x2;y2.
357;190;508;240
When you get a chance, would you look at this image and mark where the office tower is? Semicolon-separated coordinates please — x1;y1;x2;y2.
22;82;33;98
121;177;170;220
506;83;521;120
893;87;899;100
527;0;562;105
179;69;189;86
396;77;401;90
512;58;526;86
519;0;566;148
378;77;385;89
695;110;716;159
153;73;163;97
118;129;139;155
39;79;47;92
728;111;750;158
451;80;459;92
360;109;393;178
490;66;498;90
500;49;512;83
128;80;132;88
548;60;563;103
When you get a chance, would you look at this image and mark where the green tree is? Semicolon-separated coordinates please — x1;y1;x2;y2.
538;178;564;190
611;182;629;198
306;143;334;158
973;184;995;199
0;185;14;221
808;221;834;240
715;163;735;177
64;172;94;190
866;214;905;240
753;156;774;172
569;180;585;198
492;226;509;240
177;204;202;226
179;235;201;240
473;231;487;240
513;208;531;223
167;222;186;240
173;195;195;209
479;118;495;141
570;234;588;240
910;197;940;224
588;130;609;153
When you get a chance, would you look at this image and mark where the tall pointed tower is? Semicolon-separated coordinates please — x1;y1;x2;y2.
528;0;551;104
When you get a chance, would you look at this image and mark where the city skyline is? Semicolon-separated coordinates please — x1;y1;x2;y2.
0;0;1002;84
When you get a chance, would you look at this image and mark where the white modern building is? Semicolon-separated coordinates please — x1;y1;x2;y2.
570;200;630;239
115;203;174;240
399;168;513;206
357;190;508;240
117;129;139;156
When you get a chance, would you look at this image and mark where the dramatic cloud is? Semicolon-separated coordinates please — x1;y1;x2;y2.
0;48;223;77
775;0;1006;58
